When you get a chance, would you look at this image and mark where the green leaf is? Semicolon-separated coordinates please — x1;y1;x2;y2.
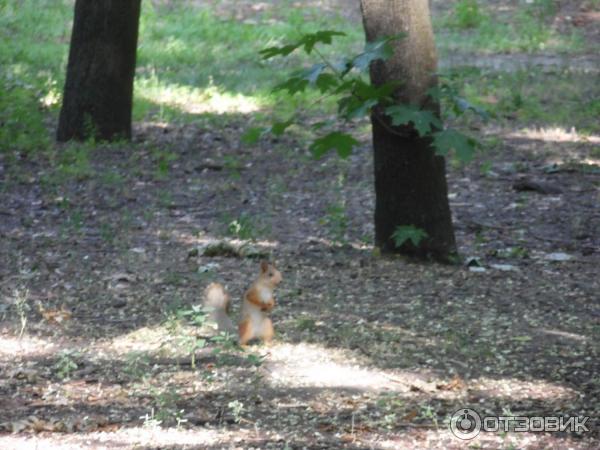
270;120;293;136
352;34;405;71
273;76;309;95
454;97;490;120
315;73;339;93
302;63;327;85
385;105;442;136
259;44;300;59
241;127;264;145
338;95;377;120
392;225;428;248
310;132;359;159
432;129;477;161
299;30;346;54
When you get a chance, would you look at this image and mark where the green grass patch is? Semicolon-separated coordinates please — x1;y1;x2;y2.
443;68;600;133
435;2;585;54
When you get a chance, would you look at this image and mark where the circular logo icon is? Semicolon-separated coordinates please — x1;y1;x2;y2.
450;408;481;440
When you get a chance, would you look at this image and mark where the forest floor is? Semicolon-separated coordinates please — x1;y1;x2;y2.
1;0;599;449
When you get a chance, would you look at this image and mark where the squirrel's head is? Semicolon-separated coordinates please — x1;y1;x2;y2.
259;260;282;286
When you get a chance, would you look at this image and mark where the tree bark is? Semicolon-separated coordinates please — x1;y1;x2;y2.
57;0;141;142
360;0;457;262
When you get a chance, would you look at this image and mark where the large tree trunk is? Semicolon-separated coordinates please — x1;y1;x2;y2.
360;0;457;262
57;0;141;142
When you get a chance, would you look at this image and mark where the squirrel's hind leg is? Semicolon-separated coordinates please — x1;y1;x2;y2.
238;319;253;346
261;318;274;344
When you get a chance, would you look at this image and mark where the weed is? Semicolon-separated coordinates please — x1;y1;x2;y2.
152;149;178;180
225;212;267;241
54;350;79;380
228;400;245;423
452;0;485;29
13;288;31;338
392;225;428;248
124;351;152;380
320;202;348;244
420;404;440;430
140;408;162;428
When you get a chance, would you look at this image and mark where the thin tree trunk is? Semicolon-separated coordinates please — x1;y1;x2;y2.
360;0;457;262
57;0;141;142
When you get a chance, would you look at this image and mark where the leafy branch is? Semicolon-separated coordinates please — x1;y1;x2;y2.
244;30;487;162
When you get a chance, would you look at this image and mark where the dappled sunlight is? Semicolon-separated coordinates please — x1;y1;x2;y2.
96;326;169;356
374;427;593;450
0;335;57;359
267;342;420;392
136;78;262;115
0;427;222;449
471;377;578;401
265;343;579;402
170;229;279;248
508;126;600;145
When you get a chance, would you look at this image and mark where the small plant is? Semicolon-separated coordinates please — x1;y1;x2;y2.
152;149;178;179
13;288;31;338
54;350;79;379
228;400;245;423
452;0;485;29
392;225;428;248
420;404;439;430
320;202;348;244
124;351;152;380
53;143;94;182
140;408;162;428
151;387;186;425
174;305;209;369
226;212;267;241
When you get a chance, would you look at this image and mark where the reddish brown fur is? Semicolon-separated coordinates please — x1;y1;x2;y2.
238;319;253;346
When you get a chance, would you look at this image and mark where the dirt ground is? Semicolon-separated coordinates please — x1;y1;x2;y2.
1;1;599;449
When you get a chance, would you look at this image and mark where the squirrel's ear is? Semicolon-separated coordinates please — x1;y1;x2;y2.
260;260;269;273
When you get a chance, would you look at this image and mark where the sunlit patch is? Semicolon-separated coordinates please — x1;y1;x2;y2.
40;88;61;108
267;343;407;391
471;377;577;401
0;427;221;449
99;327;169;355
136;78;261;114
170;230;279;249
509;127;600;144
0;335;57;359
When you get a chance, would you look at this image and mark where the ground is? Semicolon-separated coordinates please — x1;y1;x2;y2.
0;0;599;449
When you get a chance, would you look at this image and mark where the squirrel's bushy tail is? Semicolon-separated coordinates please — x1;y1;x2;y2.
203;282;236;335
203;282;229;311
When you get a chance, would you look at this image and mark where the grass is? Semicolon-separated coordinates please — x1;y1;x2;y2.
0;0;596;160
442;68;600;134
435;0;586;54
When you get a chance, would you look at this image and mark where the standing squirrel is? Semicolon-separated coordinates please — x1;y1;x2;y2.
203;261;282;345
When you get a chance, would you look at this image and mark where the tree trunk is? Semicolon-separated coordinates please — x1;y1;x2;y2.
360;0;457;262
57;0;141;142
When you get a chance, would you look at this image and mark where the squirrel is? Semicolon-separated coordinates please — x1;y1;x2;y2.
203;260;282;345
